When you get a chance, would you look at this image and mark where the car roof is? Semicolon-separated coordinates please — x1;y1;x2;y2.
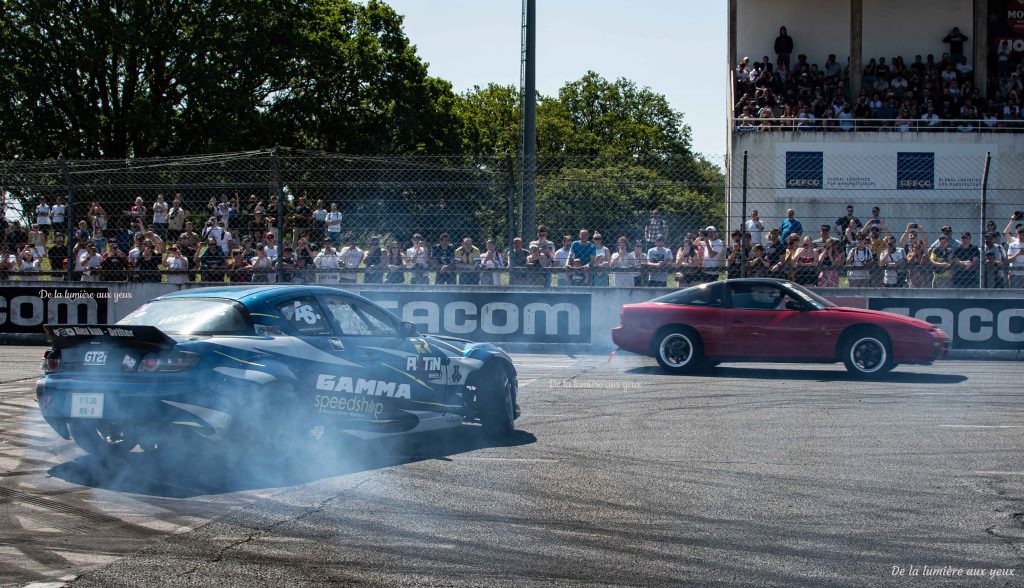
158;285;361;303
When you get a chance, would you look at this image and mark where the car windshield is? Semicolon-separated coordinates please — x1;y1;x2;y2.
782;282;837;310
119;298;251;335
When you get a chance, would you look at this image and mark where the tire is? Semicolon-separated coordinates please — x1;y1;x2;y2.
68;421;136;461
841;330;894;376
653;327;704;374
476;363;515;437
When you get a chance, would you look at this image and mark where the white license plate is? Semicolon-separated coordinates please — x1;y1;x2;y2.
70;393;104;419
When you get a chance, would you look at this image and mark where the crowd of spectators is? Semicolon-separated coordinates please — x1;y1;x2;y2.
734;26;1024;132
2;196;1022;289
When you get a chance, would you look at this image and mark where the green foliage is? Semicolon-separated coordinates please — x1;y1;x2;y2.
0;0;460;159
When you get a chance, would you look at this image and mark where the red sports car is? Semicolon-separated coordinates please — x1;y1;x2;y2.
611;279;948;376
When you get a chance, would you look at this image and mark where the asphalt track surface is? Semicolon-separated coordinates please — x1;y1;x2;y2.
0;346;1022;587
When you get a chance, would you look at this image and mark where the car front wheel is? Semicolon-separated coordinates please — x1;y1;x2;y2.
654;327;704;374
476;363;515;437
842;333;893;376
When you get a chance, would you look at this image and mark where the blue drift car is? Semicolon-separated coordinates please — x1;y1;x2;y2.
36;286;519;460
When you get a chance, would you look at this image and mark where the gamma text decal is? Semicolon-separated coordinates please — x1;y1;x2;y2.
869;297;1024;350
0;288;110;334
360;291;592;343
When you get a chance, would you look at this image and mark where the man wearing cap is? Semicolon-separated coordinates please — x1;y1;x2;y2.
697;226;724;283
929;235;954;288
780;208;803;242
930;225;954;250
951;232;979;288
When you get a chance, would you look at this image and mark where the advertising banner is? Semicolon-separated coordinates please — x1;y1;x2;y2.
359;291;592;343
868;297;1024;350
777;143;995;199
0;287;111;334
785;151;823;189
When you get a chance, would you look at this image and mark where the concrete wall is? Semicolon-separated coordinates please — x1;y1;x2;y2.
728;131;1024;239
3;282;1022;357
735;0;974;69
736;0;850;69
862;0;973;65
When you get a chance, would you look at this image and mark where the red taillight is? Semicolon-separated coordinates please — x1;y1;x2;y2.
139;351;198;372
42;350;60;373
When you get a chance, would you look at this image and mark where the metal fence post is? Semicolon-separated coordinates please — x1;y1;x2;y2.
979;151;991;289
506;156;517;248
272;148;286;284
740;150;748;278
57;155;74;282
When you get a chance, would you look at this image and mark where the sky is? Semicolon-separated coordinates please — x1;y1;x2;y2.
387;0;729;156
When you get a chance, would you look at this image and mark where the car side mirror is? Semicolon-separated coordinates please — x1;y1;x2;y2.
785;300;805;311
400;321;418;337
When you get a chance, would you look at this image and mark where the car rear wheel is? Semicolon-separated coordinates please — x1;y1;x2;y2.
68;421;137;461
654;327;704;374
476;363;515;438
842;332;893;376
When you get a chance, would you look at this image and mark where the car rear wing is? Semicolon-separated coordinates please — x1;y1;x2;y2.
43;324;177;351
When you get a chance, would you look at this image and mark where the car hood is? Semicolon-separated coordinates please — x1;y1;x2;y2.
828;306;940;332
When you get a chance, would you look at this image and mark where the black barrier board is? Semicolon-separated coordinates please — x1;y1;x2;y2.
868;297;1024;351
0;288;110;334
359;291;591;343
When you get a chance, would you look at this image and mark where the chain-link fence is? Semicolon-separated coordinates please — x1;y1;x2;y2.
0;149;1020;288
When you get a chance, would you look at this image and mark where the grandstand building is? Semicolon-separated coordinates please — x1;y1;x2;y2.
727;0;1024;238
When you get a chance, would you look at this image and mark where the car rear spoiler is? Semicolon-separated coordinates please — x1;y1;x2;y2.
43;324;177;351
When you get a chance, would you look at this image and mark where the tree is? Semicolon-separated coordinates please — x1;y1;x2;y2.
0;0;460;159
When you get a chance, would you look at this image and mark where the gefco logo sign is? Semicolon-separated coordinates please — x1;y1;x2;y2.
361;291;592;343
897;152;935;190
870;298;1024;350
785;151;823;190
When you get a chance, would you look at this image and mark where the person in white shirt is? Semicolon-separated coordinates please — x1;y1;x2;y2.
152;194;169;238
697;226;724;282
163;245;190;285
50;198;65;236
35;198;51;236
314;243;341;284
249;244;275;283
16;246;40;278
78;244;102;282
325;203;343;246
312;201;329;244
339;237;364;284
478;239;505;286
262;231;277;259
405;233;429;284
1007;226;1024;289
745;210;765;244
610;236;639;287
553;235;572;287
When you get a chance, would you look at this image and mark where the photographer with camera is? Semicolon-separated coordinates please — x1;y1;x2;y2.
846;234;875;288
880;236;907;288
674;234;703;286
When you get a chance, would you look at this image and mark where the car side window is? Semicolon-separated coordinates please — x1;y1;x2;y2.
321;295;398;337
730;284;789;311
275;296;333;336
653;282;724;307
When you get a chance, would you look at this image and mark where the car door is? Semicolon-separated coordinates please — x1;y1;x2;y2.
725;282;824;359
316;293;449;421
